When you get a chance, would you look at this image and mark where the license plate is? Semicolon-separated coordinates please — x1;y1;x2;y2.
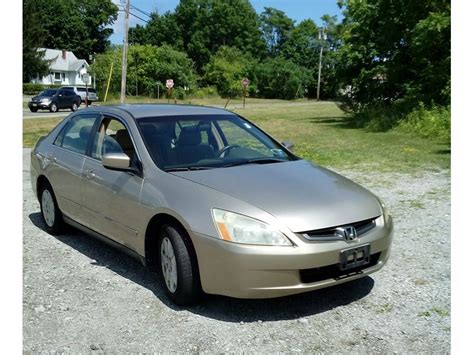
340;244;370;271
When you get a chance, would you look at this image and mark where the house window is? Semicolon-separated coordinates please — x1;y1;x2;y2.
54;72;61;80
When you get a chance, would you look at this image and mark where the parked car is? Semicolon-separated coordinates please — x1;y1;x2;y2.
30;105;393;305
61;86;99;103
28;89;81;113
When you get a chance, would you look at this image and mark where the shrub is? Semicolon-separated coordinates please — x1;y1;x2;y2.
345;101;450;142
23;83;64;95
398;105;450;142
23;83;46;95
191;86;218;99
254;58;312;99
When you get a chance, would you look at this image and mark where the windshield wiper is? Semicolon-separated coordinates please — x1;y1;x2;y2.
223;158;286;168
164;166;215;172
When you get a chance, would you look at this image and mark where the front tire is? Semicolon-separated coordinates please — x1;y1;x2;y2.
158;224;201;305
39;182;65;235
49;102;58;113
29;107;38;112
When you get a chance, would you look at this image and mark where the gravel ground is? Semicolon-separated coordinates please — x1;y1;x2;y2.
23;148;451;353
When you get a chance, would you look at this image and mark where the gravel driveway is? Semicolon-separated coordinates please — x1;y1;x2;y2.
23;148;451;353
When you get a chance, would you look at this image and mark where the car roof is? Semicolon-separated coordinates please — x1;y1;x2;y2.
83;104;233;119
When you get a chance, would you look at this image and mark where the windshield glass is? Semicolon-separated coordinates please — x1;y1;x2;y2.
39;89;57;96
138;114;297;170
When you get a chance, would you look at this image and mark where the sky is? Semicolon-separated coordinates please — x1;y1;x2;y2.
110;0;343;45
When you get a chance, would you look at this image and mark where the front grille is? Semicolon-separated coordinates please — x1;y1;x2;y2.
300;252;381;284
302;216;378;241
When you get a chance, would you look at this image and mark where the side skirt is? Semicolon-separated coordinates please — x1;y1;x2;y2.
63;215;147;266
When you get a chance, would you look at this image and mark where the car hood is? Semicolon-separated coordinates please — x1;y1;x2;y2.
171;160;382;232
31;95;53;101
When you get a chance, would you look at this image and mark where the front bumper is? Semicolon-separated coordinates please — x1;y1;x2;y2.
191;215;393;298
28;101;50;109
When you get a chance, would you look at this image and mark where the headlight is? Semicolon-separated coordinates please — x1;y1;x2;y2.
377;197;390;223
212;209;292;246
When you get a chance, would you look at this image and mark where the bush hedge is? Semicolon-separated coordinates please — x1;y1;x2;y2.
23;83;63;95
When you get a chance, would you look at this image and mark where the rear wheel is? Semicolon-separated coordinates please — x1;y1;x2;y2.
158;224;201;305
71;102;78;111
49;102;58;113
39;182;65;235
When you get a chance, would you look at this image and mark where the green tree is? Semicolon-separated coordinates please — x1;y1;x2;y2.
23;0;50;82
204;46;255;98
259;7;294;57
282;19;319;69
32;0;118;60
280;17;342;98
90;44;197;98
130;12;183;50
174;0;265;70
336;0;450;111
254;58;312;99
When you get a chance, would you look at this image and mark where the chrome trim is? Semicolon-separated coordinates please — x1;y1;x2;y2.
302;219;376;242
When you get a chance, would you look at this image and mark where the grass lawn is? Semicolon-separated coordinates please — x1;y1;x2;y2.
23;100;450;173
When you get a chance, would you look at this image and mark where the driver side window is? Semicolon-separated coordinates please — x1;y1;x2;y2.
91;117;137;162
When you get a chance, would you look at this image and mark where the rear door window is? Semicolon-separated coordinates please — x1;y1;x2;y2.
56;115;97;155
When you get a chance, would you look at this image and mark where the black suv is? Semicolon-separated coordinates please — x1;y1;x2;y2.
28;89;81;113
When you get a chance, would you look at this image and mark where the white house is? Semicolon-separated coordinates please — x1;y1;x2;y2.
31;48;93;86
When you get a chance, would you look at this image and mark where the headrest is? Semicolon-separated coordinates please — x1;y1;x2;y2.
177;126;201;146
115;129;133;150
79;125;92;140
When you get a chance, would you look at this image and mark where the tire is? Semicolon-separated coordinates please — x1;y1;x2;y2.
158;224;201;305
29;107;38;112
71;102;78;111
39;182;65;235
49;102;58;113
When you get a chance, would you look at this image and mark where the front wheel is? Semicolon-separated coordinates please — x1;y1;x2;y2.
49;102;58;113
39;182;65;235
29;107;38;112
158;224;201;305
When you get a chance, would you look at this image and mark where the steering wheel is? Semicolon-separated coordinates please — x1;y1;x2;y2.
217;144;241;158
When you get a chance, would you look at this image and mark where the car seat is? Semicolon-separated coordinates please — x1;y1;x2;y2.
175;126;214;165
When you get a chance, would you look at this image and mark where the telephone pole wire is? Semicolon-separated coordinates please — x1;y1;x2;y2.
120;0;130;103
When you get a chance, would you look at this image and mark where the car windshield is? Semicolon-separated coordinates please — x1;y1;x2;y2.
138;114;297;171
39;89;57;96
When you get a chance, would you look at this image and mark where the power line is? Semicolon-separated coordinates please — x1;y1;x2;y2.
130;4;152;18
118;8;149;23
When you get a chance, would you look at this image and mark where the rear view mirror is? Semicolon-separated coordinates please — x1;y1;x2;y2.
102;153;130;170
281;140;294;151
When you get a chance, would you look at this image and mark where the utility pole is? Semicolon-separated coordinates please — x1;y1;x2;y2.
120;0;130;103
316;27;327;101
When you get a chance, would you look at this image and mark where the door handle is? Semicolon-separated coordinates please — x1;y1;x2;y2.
85;169;95;179
46;154;57;162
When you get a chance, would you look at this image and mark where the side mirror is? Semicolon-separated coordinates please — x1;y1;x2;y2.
281;140;294;151
102;153;130;170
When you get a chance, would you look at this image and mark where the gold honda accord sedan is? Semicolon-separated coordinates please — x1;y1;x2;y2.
31;105;394;305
